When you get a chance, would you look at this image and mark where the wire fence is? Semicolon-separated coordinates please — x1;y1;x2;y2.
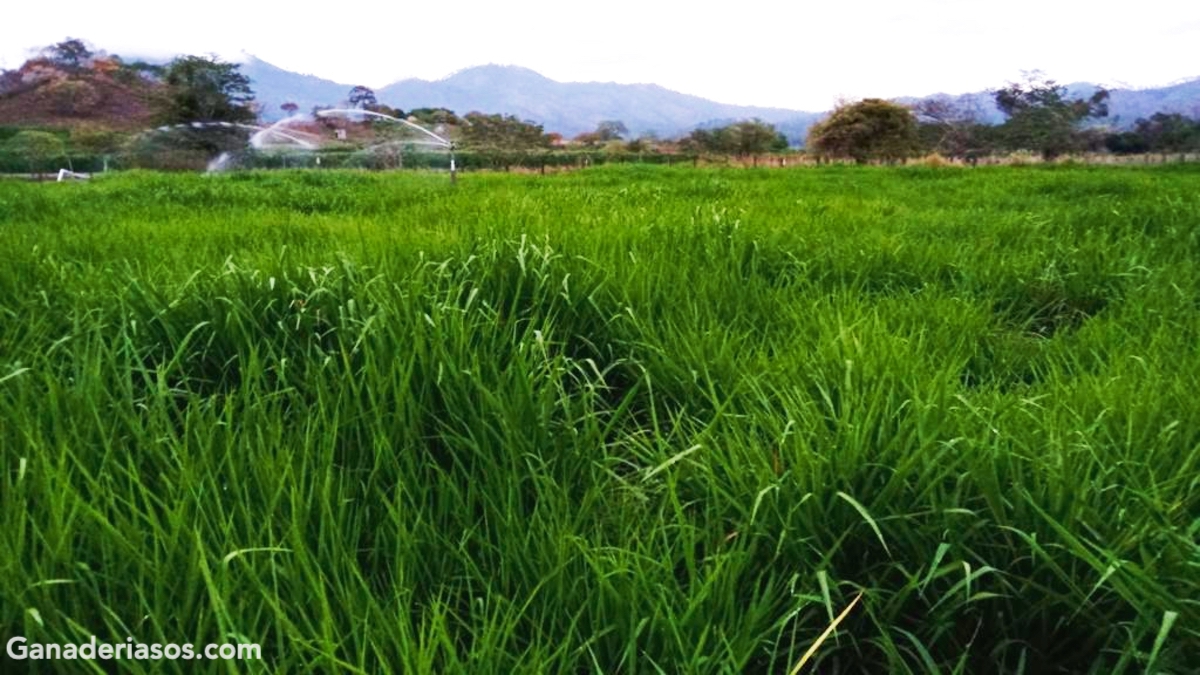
1;147;1196;178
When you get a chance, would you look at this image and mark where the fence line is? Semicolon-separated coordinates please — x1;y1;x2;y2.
0;149;1195;177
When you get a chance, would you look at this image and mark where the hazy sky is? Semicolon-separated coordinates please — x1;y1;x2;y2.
5;0;1199;110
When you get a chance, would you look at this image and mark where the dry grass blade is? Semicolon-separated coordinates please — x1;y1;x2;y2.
789;592;863;675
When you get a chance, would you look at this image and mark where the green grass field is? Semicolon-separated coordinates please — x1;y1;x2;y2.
2;165;1198;673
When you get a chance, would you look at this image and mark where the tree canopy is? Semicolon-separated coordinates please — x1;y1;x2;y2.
913;96;992;159
595;120;629;141
680;119;788;156
1105;112;1200;155
348;86;377;110
992;73;1109;159
409;108;459;125
460;113;551;151
806;99;920;163
4;130;67;175
40;39;94;69
155;55;256;125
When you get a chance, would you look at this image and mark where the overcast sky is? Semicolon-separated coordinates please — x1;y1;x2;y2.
5;0;1199;111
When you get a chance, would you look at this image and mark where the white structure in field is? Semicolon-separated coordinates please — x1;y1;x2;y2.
56;169;90;181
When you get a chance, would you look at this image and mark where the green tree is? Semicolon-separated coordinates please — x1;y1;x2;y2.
679;120;786;156
1130;112;1199;155
913;96;990;159
595;120;629;141
41;38;93;69
729;119;783;156
112;58;165;86
4;130;67;177
155;55;256;124
806;98;920;163
1104;130;1149;155
348;86;377;110
70;125;126;156
679;128;715;154
460;112;551;169
409;108;459;125
993;72;1109;159
369;104;405;120
460;112;550;151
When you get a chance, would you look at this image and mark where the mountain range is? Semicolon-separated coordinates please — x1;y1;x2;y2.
242;56;1200;142
242;58;824;140
894;80;1200;127
5;50;1199;143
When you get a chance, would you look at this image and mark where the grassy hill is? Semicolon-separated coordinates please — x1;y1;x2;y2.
0;56;160;131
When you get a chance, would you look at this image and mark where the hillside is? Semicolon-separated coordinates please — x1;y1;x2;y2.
1106;78;1200;124
898;79;1200;127
375;65;818;139
0;57;159;131
239;56;357;120
243;58;822;140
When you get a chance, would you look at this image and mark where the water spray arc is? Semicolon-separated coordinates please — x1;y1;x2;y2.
144;121;322;150
131;111;458;180
314;109;452;147
315;109;458;183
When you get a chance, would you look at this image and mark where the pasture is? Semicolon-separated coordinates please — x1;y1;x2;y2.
1;164;1198;672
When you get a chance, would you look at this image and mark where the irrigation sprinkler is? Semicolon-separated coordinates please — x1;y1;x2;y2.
315;109;457;183
132;112;457;178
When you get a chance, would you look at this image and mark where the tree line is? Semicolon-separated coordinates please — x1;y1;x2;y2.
3;40;800;165
6;40;1200;171
808;72;1200;163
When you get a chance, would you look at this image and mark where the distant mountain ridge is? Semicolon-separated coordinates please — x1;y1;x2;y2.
896;79;1200;127
239;57;354;120
243;58;823;140
243;57;1200;143
374;65;820;139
